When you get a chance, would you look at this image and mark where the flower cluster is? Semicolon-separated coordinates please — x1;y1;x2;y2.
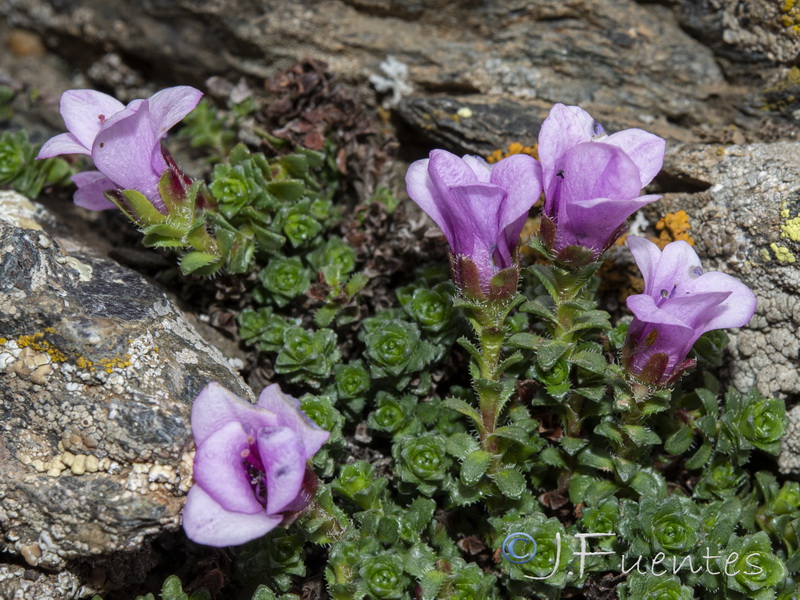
406;103;756;386
37;86;202;210
405;103;665;292
182;382;329;547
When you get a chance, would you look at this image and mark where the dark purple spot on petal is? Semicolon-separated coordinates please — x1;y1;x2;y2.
660;289;669;298
99;142;105;148
689;266;703;278
98;114;106;122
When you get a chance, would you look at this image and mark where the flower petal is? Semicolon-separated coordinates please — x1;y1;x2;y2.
490;153;543;250
603;129;665;188
447;182;507;281
257;426;306;515
682;271;757;332
557;142;643;204
191;382;277;446
462;155;492;183
537;103;596;204
182;485;281;547
428;149;479;190
92;100;162;201
37;132;90;159
405;158;454;244
193;421;264;514
559;194;661;251
660;291;732;330
146;86;203;138
255;384;329;459
644;240;703;299
626;294;697;374
626;236;663;294
59;89;126;149
71;171;118;210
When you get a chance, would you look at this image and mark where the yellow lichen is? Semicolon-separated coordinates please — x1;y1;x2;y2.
0;337;6;345
781;216;800;241
16;332;68;362
487;142;539;164
97;355;132;373
75;356;95;370
655;210;695;249
760;247;772;261
770;243;796;263
779;201;800;241
781;0;800;33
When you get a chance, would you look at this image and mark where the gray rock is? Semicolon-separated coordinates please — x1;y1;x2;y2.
0;191;251;596
780;404;800;475
0;0;785;142
674;0;800;65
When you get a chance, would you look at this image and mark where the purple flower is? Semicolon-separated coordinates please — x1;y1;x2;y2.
622;236;757;385
405;149;542;295
37;86;203;211
538;103;665;258
182;382;329;547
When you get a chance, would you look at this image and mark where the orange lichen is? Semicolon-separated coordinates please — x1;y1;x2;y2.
487;142;539;164
655;210;694;249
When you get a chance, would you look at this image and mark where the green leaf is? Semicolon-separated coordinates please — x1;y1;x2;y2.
507;332;543;350
696;388;719;415
569;351;607;375
527;264;560;301
594;420;623;444
441;398;485;434
267;180;305;201
404;543;436;578
161;576;185;600
144;222;186;238
665;426;695;455
612;456;639;482
494;468;526;499
537;339;570;370
577;446;614;471
621;425;660;447
685;440;713;470
445;432;481;459
540;446;566;467
489;425;531;446
560;436;588;456
121;189;167;225
629;469;667;499
180;251;221;275
519;298;557;324
460;450;492;485
570;309;612;332
419;570;446;600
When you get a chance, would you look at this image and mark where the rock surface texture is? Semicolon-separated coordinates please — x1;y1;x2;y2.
0;191;251;598
1;0;797;143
